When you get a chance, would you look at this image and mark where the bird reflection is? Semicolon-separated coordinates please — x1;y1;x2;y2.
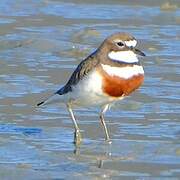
73;140;112;169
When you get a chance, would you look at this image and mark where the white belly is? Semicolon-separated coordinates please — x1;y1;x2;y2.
64;70;112;107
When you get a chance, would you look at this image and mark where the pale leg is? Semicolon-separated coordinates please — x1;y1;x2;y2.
99;104;111;143
67;104;82;145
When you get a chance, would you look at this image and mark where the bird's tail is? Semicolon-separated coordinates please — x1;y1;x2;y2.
37;93;62;107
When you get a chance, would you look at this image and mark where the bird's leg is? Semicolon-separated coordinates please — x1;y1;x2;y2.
99;104;111;143
67;104;82;145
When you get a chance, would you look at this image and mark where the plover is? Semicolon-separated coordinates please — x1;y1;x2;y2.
37;32;145;145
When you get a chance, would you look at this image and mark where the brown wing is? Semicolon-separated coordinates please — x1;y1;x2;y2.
56;51;99;95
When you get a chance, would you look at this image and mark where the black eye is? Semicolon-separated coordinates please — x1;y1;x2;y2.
117;41;125;47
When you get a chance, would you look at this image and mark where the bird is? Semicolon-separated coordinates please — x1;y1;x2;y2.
37;32;145;145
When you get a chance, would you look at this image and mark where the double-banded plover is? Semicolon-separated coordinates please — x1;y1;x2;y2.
37;32;146;145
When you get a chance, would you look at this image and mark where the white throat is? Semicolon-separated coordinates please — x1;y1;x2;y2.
108;50;139;63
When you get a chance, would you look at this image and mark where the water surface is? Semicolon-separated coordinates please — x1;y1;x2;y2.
0;0;180;179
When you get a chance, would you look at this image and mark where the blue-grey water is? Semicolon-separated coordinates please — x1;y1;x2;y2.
0;0;180;179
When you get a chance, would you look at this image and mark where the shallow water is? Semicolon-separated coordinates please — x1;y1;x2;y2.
0;0;180;179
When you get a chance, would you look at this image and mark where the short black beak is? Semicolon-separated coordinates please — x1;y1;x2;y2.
130;47;146;56
134;48;146;56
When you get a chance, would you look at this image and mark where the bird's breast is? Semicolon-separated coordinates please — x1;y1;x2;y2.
98;64;144;97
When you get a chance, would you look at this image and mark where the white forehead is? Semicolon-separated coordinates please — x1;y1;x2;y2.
124;39;137;47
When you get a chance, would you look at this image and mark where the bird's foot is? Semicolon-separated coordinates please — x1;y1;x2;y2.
74;129;82;146
105;137;112;144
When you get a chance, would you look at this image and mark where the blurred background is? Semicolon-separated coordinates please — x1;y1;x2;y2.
0;0;179;179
